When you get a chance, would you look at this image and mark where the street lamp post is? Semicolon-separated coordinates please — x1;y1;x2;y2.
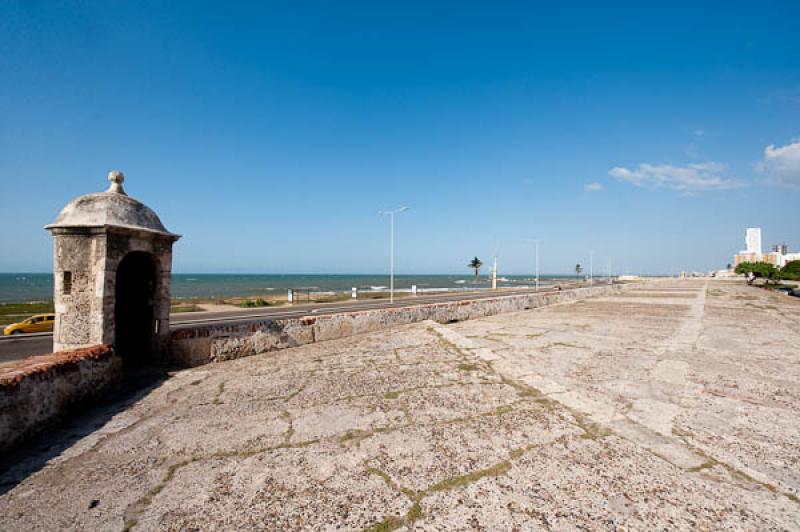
491;240;499;290
379;206;409;303
526;238;542;292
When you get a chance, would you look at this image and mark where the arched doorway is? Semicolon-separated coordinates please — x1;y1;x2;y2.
115;251;157;366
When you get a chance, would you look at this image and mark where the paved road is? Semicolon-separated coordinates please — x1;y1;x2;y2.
0;286;568;363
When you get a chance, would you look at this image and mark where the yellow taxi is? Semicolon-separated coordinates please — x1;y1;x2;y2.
3;314;55;335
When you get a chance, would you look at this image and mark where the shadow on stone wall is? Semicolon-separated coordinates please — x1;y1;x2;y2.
0;370;167;495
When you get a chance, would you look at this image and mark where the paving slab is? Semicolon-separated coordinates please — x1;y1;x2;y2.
1;280;798;530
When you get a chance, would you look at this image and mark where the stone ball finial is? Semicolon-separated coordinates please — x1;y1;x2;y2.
107;170;127;195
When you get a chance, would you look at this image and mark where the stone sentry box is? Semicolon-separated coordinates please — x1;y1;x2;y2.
45;171;180;365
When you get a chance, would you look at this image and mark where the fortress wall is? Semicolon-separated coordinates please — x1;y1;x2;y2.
0;344;120;453
169;283;630;367
0;284;635;453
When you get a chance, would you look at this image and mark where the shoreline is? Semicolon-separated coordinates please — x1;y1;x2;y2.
0;273;625;306
0;280;594;326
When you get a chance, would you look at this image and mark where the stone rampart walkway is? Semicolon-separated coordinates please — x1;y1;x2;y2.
1;280;798;530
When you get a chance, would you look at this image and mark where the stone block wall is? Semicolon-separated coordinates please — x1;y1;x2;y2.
51;226;174;356
102;229;175;360
0;345;121;453
52;232;104;349
169;283;630;367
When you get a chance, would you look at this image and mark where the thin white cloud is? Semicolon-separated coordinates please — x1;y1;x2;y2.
694;129;704;137
757;140;800;188
684;144;701;159
609;162;742;191
584;182;604;192
761;88;800;105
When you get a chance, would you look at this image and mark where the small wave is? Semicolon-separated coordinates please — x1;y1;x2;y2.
369;286;388;291
454;280;466;284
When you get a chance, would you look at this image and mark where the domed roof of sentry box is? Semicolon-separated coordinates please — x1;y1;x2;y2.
45;171;180;238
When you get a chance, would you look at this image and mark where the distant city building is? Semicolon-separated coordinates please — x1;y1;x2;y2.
745;228;762;255
762;252;783;267
734;227;763;267
733;227;797;268
734;252;760;266
785;252;800;265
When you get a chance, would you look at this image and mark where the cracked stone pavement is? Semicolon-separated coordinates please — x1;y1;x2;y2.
1;280;799;530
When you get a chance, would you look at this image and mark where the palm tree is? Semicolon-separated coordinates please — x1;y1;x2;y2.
575;263;583;278
468;257;483;278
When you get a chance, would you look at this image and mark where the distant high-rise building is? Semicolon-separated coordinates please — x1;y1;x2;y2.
745;228;762;255
734;227;764;266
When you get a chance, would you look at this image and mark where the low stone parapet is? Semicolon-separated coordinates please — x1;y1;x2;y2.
0;345;121;453
169;284;629;367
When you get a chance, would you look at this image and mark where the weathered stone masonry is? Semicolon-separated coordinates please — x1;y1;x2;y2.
0;345;120;453
169;283;631;367
0;170;180;454
45;171;179;360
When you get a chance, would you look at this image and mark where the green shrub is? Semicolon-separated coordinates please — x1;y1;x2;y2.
239;298;270;308
735;261;780;284
782;260;800;281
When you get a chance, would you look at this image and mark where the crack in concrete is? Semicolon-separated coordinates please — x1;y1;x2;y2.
211;381;225;405
363;435;572;532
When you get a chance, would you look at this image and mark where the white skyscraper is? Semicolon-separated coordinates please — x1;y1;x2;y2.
745;227;762;255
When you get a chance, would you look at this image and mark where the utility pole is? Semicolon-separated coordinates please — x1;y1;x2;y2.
491;240;499;290
379;206;409;303
526;238;542;292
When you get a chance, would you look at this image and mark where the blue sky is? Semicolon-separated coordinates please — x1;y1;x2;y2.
1;1;799;275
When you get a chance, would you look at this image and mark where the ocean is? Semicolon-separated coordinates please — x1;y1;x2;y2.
0;273;573;304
